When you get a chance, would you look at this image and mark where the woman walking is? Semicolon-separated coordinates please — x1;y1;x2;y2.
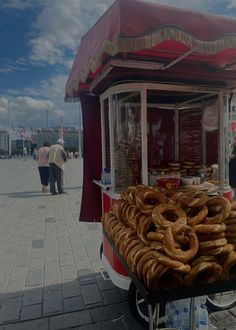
36;141;50;192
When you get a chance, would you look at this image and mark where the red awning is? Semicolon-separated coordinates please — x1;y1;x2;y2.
65;0;236;100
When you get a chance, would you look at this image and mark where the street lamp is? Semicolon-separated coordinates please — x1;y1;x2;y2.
8;99;12;158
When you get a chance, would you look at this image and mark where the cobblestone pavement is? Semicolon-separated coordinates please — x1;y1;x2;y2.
0;159;235;330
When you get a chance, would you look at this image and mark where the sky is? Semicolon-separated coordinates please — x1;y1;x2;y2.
1;0;236;133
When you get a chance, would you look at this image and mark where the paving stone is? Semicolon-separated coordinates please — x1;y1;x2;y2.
32;239;44;249
101;289;124;305
9;266;28;281
81;283;102;306
46;218;55;223
72;324;102;330
0;318;49;330
64;296;84;312
90;302;130;323
96;274;116;291
60;265;77;281
21;303;42;320
23;288;43;306
43;289;63;315
25;270;43;287
62;280;81;298
0;297;22;322
49;310;92;329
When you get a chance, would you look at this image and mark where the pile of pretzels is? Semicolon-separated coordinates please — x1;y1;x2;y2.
102;185;236;291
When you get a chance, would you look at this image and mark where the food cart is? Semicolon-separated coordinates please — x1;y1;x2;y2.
65;0;236;328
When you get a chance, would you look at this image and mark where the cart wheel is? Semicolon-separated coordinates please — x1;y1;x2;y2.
99;243;103;260
128;281;165;328
206;291;236;311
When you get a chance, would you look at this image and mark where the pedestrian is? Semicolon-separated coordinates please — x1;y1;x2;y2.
48;138;67;195
36;141;50;192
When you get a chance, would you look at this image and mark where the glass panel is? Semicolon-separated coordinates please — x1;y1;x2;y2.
112;91;142;192
147;90;175;170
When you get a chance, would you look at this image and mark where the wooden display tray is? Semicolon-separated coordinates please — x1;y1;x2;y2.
103;228;236;304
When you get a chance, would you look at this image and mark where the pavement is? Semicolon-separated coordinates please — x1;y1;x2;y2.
0;158;235;330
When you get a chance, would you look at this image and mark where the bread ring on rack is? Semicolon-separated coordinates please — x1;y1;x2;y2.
197;231;225;242
200;244;234;256
226;210;236;220
225;231;236;238
221;251;236;279
207;196;231;221
123;240;144;263
110;200;126;221
225;224;236;232
193;223;226;234
151;250;191;273
179;191;209;208
131;246;153;272
186;205;208;226
136;251;157;279
199;238;227;251
119;234;139;257
185;261;222;286
148;265;184;290
136;189;169;215
152;203;187;228
224;218;236;226
163;222;199;263
147;231;164;243
137;217;159;243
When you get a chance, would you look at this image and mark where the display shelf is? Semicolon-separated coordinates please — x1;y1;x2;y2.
93;179;112;190
102;228;236;305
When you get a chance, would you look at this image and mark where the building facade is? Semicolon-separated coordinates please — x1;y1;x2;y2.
0;130;8;153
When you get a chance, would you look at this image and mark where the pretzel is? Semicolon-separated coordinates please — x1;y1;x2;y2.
199;238;227;251
152;203;187;228
136;189;168;215
137;217;160;243
186;205;208;226
179;191;209;208
200;244;234;256
150;250;191;273
148;266;184;290
206;196;231;222
224;218;236;225
221;251;236;279
193;223;226;234
163;222;199;263
185;260;222;285
197;231;225;242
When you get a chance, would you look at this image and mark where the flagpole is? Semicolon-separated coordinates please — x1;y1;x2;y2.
8;99;12;158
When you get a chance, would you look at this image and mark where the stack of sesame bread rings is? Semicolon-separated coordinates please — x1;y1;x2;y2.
102;185;236;291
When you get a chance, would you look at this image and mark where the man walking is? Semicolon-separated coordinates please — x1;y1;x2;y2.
48;139;67;195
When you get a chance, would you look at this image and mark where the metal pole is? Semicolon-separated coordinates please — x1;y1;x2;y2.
8;99;12;158
46;110;49;139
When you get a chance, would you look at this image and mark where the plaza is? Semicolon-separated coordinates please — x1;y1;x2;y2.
0;158;235;329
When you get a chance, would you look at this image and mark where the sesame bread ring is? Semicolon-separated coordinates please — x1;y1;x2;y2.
147;231;165;242
136;190;169;215
179;191;209;208
199;238;227;251
163;222;199;263
185;261;222;286
197;231;225;242
152;203;187;228
148;266;184;291
193;223;226;234
137;217;159;243
222;251;236;279
207;196;231;221
150;250;191;273
186;205;208;226
200;244;234;256
224;218;236;225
